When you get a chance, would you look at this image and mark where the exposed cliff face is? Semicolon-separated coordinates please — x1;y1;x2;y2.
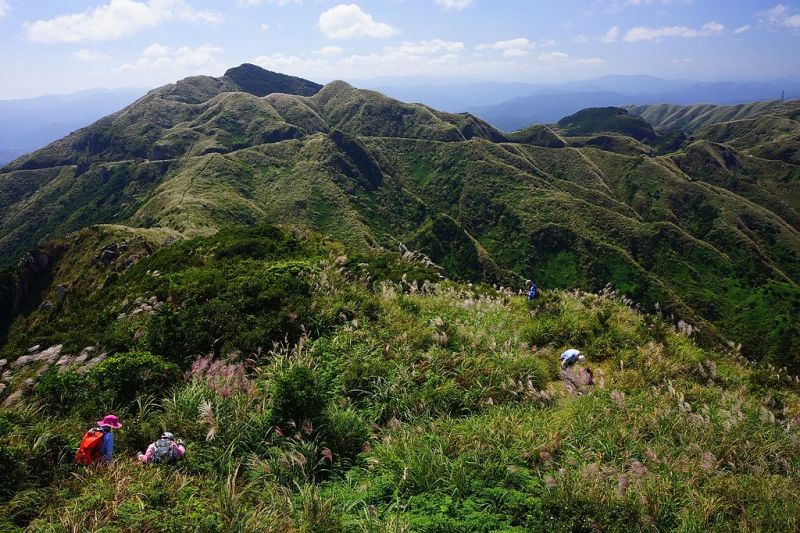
0;244;64;345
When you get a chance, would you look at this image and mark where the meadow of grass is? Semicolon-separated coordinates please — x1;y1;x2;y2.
1;225;798;531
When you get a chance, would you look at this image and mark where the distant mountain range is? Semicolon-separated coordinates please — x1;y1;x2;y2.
0;88;146;165
369;76;800;131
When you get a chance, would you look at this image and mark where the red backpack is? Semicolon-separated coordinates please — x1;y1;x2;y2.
75;428;105;465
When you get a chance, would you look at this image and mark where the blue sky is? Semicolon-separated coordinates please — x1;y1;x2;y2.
0;0;798;98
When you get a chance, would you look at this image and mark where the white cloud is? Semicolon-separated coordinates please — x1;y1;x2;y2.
574;34;589;43
314;45;344;57
435;0;474;11
239;0;300;5
624;21;724;42
117;43;223;72
601;26;619;43
318;4;398;39
395;39;463;54
260;23;270;32
142;43;170;57
733;24;751;34
538;51;569;62
573;57;606;65
72;49;112;62
0;0;9;18
757;4;800;29
25;0;221;43
670;57;692;63
477;37;534;57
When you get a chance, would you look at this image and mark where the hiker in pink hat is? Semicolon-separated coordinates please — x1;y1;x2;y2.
75;414;123;465
96;414;122;463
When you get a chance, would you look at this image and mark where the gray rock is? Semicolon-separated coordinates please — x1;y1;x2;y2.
0;359;7;369
27;345;41;353
0;383;5;395
2;370;11;382
133;297;144;306
148;296;158;305
117;313;127;320
55;284;67;302
39;301;54;311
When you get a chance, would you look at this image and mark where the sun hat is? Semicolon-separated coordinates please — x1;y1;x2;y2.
97;414;122;429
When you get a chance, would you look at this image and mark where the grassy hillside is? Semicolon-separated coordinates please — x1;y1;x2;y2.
0;65;799;370
556;107;657;142
0;225;798;531
627;99;799;133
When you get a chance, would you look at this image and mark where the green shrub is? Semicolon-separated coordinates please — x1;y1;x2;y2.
268;356;333;427
36;351;179;415
323;404;370;461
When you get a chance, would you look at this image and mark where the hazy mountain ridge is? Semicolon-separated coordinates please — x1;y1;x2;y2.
461;78;800;131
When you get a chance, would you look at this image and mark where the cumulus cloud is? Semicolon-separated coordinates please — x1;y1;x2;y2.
318;4;398;39
601;26;619;43
72;49;112;62
314;45;344;57
733;25;751;34
25;0;221;43
435;0;474;11
624;21;724;42
116;43;223;72
476;37;534;57
757;4;800;29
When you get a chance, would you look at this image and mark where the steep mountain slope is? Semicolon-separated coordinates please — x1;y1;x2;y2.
0;225;798;531
1;65;799;369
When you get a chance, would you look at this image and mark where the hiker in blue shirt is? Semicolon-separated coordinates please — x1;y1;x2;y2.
97;414;122;462
526;280;538;300
560;349;585;369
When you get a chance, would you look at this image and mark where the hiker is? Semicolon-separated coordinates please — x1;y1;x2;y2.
75;414;122;465
527;280;539;301
560;348;585;369
138;432;185;465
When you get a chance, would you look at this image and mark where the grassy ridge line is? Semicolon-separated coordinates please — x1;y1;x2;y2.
627;99;798;133
0;224;798;530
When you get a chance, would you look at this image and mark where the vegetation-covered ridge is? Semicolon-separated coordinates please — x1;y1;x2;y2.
1;224;799;531
627;99;800;133
1;65;799;369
